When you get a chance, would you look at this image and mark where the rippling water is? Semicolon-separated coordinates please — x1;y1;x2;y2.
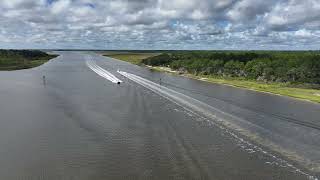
0;52;318;179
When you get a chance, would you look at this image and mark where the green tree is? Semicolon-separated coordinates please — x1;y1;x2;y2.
224;60;245;77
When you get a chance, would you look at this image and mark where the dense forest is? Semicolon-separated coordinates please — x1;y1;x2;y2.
142;51;320;85
0;50;57;70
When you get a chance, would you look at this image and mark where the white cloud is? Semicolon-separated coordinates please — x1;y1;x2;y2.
51;0;71;14
227;0;277;21
0;0;319;49
264;0;320;30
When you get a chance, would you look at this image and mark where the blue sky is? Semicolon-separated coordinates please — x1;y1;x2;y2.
0;0;319;50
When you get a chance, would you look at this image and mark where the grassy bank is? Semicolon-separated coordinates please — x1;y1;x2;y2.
104;52;160;65
0;50;58;71
105;52;320;103
150;66;320;103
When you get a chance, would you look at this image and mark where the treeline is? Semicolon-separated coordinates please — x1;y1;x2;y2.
0;50;57;70
142;51;320;84
0;50;50;59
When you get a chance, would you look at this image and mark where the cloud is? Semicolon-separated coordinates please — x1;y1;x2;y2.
0;0;319;49
264;0;320;31
227;0;278;22
51;0;71;14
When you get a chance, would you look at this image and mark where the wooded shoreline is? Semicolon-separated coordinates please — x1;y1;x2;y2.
105;51;320;103
0;50;57;70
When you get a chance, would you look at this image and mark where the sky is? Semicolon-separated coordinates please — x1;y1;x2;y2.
0;0;319;50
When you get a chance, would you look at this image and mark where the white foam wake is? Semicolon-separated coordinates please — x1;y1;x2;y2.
86;57;122;84
117;70;251;126
117;70;318;180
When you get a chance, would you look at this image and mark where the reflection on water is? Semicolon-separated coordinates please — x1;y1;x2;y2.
0;52;318;180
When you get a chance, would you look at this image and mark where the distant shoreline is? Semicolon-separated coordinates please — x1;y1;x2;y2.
0;50;58;71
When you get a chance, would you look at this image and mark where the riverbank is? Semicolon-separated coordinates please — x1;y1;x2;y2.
0;50;57;71
149;66;320;103
104;53;160;65
105;53;320;104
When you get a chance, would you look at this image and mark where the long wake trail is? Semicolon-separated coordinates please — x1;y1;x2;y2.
86;57;122;84
117;70;319;180
118;70;260;128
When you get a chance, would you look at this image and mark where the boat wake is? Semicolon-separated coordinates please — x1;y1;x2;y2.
117;70;318;180
86;57;122;84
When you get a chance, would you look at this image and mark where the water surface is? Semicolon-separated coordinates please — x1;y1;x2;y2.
0;52;318;179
